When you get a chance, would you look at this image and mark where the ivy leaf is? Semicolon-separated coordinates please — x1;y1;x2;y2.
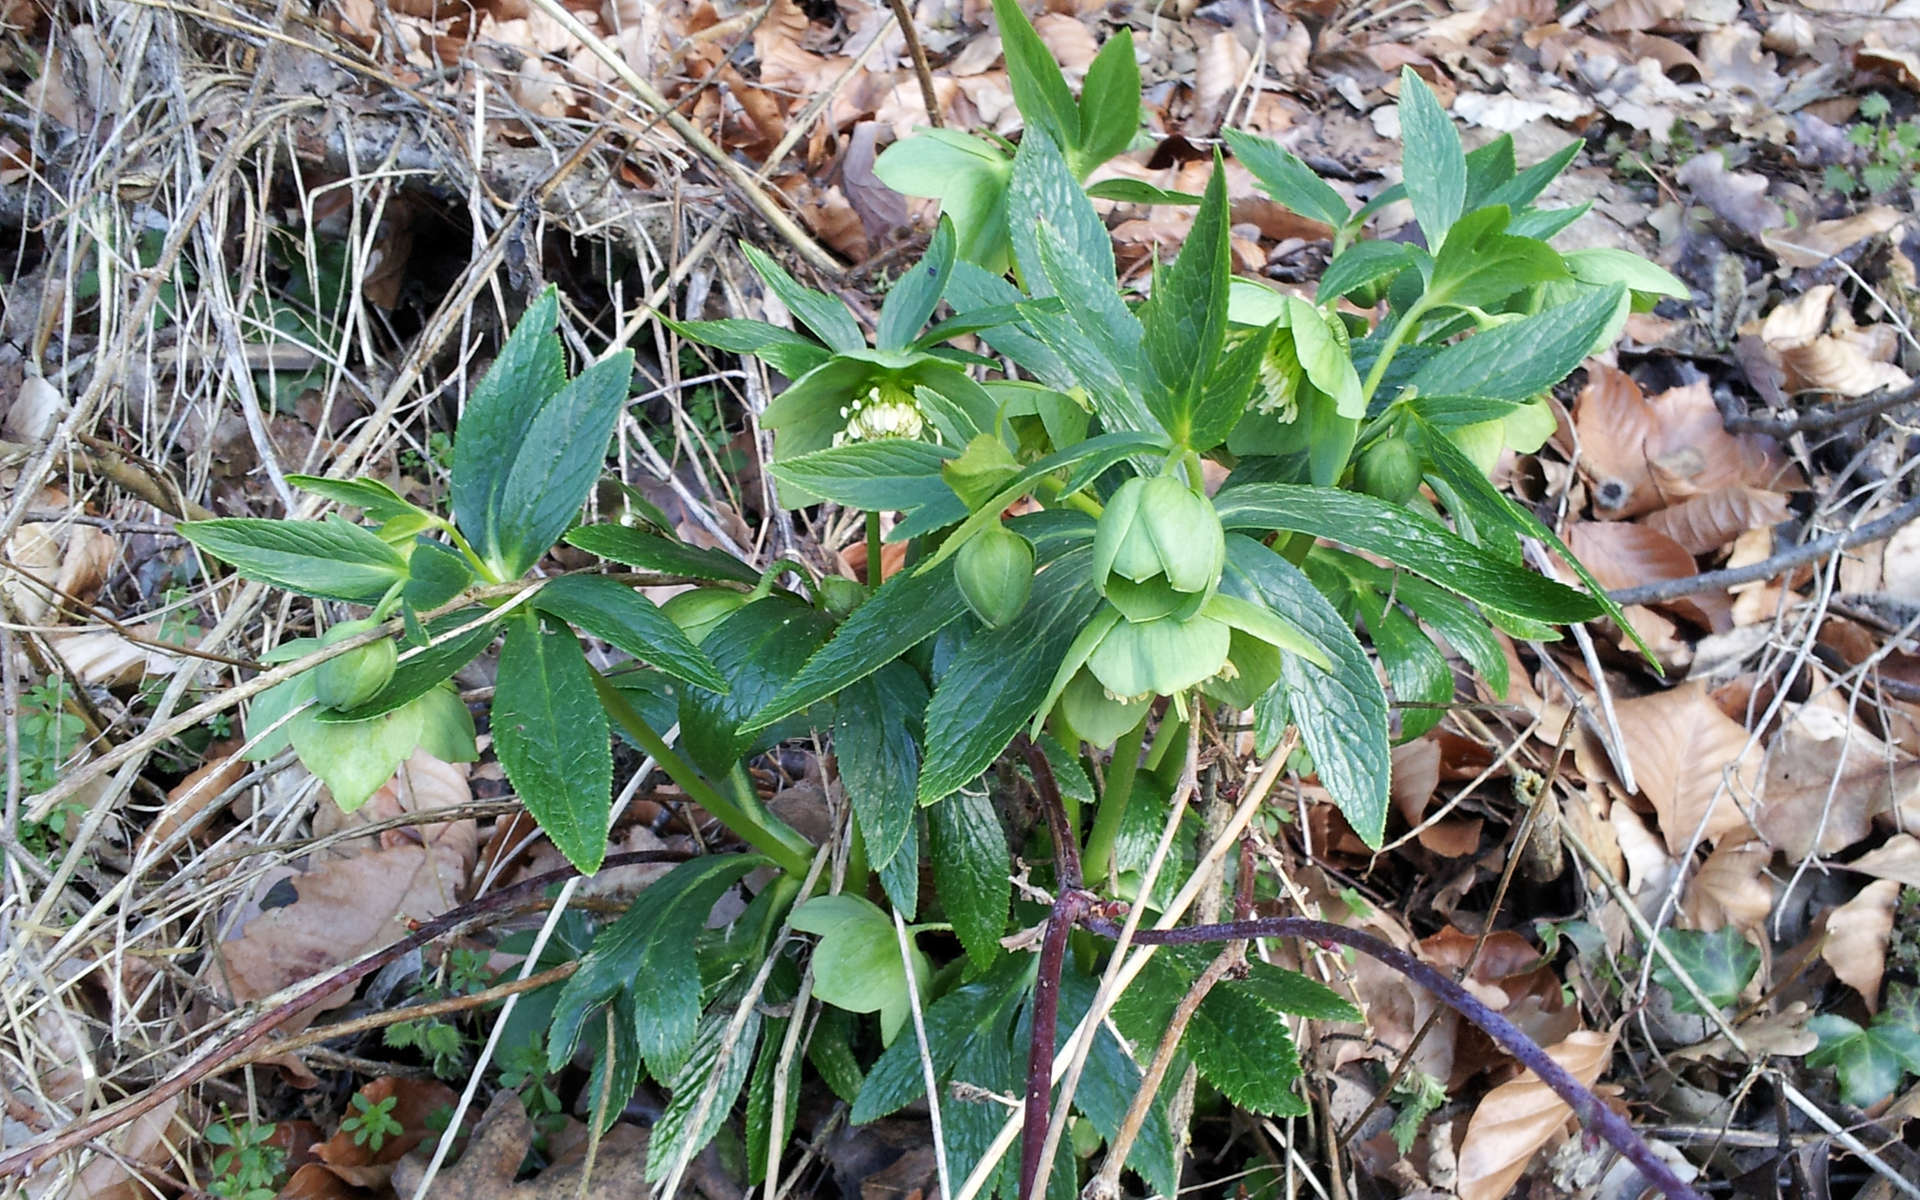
180;515;408;605
494;611;612;874
1807;1015;1920;1108
1653;926;1759;1015
547;854;762;1080
929;788;1011;970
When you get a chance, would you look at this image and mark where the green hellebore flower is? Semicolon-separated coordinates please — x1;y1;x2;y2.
834;381;931;446
1055;666;1149;749
1091;474;1226;617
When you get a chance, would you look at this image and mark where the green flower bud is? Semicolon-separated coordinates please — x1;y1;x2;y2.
817;575;867;619
663;587;749;645
312;618;397;711
955;523;1034;629
1092;474;1225;606
1354;435;1423;505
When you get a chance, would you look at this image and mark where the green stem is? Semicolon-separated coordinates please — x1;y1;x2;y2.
592;673;813;877
1142;709;1187;774
1359;295;1431;407
865;510;885;594
1083;713;1148;888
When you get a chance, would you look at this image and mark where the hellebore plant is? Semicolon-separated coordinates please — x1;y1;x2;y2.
142;23;1716;1200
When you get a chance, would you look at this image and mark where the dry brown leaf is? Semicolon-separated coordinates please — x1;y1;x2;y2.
1032;13;1097;79
1194;30;1252;130
1847;833;1920;886
1822;878;1900;1010
51;1096;189;1200
1683;835;1772;935
1611;683;1762;853
1762;206;1903;268
1564;520;1730;630
1760;284;1911;396
1754;701;1920;860
1573;366;1793;519
305;1077;459;1189
1640;486;1792;555
218;840;468;1023
1671;1001;1820;1061
390;1089;649;1199
1676;152;1784;239
45;623;186;688
140;746;248;859
311;750;477;870
1456;1029;1615;1200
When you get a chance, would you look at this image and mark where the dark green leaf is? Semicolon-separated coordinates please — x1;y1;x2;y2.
564;523;761;585
1054;967;1179;1195
1141;159;1230;447
1337;556;1507;697
809;1007;867;1104
918;548;1101;803
750;559;969;730
1317;240;1418;304
494;611;612;873
180;515;408;605
481;349;635;580
287;475;433;528
1354;585;1453;741
943;265;1076;387
1807;1015;1920;1108
547;855;762;1078
929;788;1010;970
1237;958;1361;1021
678;597;836;776
835;664;926;874
851;956;1031;1123
1215;483;1602;626
745;1009;800;1183
664;317;834;379
1426;205;1568;310
401;538;472;610
1222;128;1350;229
1082;178;1198;205
1077;27;1140;166
532;573;725;690
770;441;965;520
1187;320;1269;451
993;0;1080;152
739;242;866;353
1396;67;1467;247
1653;926;1759;1015
1223;536;1390;847
877;217;957;352
1482;140;1580;213
450;287;566;572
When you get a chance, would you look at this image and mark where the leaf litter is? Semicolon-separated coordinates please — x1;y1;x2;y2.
7;0;1920;1195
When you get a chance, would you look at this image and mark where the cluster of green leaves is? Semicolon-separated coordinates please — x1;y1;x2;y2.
172;11;1688;1189
204;1113;286;1200
341;1093;404;1153
1825;92;1920;197
1809;983;1920;1108
14;683;87;860
384;948;493;1078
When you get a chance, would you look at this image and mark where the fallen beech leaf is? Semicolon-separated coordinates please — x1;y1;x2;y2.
1573;366;1792;519
1565;520;1730;630
308;1077;459;1189
1847;833;1920;887
1683;835;1772;935
389;1089;650;1198
1641;486;1792;555
1611;683;1762;854
1755;702;1920;861
1671;1001;1820;1061
1760;284;1911;397
1762;205;1902;269
1822;878;1900;1010
1456;1029;1615;1200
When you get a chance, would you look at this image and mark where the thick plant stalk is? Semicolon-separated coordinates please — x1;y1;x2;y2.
1080;914;1707;1200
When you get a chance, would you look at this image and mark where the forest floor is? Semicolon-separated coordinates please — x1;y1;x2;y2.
6;0;1920;1198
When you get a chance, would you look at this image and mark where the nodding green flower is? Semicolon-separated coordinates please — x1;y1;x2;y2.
834;382;934;447
1252;329;1303;423
1091;473;1227;620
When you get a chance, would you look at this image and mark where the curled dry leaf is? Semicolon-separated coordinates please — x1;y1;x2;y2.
44;623;186;689
1565;519;1731;630
1573;365;1793;519
1755;701;1919;861
1611;682;1762;854
1760;284;1911;397
1456;1029;1616;1200
138;746;248;862
1640;485;1792;555
1762;205;1903;269
1683;835;1773;935
1846;833;1920;887
1821;878;1900;1010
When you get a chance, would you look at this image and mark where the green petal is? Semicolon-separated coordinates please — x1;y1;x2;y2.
1056;668;1149;748
1088;612;1230;698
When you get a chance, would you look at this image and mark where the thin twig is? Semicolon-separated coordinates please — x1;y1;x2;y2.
883;0;943;128
1723;381;1920;437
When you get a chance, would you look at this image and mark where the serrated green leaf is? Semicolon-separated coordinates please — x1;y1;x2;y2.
835;663;926;874
1482;140;1580;213
564;523;761;585
1397;68;1467;248
286;474;435;529
877;217;957;351
769;440;964;518
1338;556;1507;697
1354;584;1453;741
749;559;969;731
1054;967;1179;1195
1077;27;1140;166
929;788;1011;970
401;538;472;610
918;548;1102;803
1405;285;1621;405
1426;205;1568;311
1223;536;1390;847
532;573;725;691
852;955;1032;1124
1222;128;1350;229
993;0;1080;153
1463;134;1516;210
739;242;866;353
180;515;408;605
494;611;612;874
665;316;834;379
1317;240;1418;304
548;855;762;1079
1215;483;1602;626
450;287;565;572
678;596;836;776
1142;160;1231;446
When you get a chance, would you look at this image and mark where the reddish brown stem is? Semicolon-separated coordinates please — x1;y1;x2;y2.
1020;889;1090;1200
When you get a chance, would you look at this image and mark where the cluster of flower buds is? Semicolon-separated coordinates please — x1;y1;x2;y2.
833;382;932;447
